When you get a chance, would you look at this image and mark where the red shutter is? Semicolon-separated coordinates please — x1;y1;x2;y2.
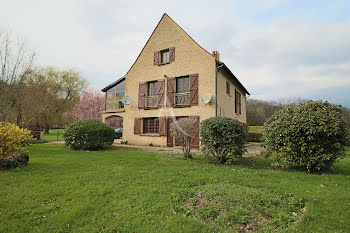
167;117;174;147
154;51;160;65
157;79;165;108
169;47;175;62
166;77;175;107
189;73;199;106
159;117;166;136
190;116;200;148
134;118;141;134
138;82;146;109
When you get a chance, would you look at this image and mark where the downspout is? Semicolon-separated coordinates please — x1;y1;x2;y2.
215;63;224;117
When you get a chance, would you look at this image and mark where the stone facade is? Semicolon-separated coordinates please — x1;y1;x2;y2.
102;14;249;147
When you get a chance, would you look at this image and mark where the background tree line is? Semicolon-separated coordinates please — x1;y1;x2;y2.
0;29;88;132
247;98;350;127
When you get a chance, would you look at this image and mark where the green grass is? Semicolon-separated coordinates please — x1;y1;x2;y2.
0;145;349;232
42;129;64;142
248;126;263;134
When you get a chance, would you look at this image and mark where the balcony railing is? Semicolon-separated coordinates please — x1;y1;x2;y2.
175;92;190;106
146;96;157;107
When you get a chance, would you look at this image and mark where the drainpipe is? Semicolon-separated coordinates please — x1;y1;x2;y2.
215;63;224;117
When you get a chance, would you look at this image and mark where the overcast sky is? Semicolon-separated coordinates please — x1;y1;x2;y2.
1;0;350;107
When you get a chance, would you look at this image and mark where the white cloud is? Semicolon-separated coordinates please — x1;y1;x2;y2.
1;0;349;106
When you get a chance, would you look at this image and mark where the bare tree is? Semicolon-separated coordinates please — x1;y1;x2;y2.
0;29;35;122
170;118;197;158
246;97;307;126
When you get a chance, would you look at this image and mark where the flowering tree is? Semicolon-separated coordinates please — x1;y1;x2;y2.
107;117;123;128
72;89;105;121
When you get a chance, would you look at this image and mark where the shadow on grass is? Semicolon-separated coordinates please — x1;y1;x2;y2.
190;154;274;171
229;157;274;170
191;151;350;175
60;145;135;152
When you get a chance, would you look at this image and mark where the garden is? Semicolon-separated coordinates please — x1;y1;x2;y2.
0;144;349;232
1;101;349;232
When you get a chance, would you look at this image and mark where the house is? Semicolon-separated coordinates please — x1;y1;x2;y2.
101;13;250;148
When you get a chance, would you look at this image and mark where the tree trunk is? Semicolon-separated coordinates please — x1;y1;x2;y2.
219;155;226;164
44;123;50;134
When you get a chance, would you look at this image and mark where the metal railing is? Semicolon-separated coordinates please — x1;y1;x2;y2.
146;96;157;107
175;92;190;106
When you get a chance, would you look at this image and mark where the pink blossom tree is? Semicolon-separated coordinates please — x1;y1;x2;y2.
72;89;105;121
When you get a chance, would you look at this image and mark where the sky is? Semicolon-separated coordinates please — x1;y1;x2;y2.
1;0;350;107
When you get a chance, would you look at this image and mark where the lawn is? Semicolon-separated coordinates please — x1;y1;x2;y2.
0;145;349;232
248;126;263;134
42;129;65;142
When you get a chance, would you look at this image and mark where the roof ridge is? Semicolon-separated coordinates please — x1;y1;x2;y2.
164;13;213;57
125;13;214;76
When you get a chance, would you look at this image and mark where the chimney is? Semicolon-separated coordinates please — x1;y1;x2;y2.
212;51;220;62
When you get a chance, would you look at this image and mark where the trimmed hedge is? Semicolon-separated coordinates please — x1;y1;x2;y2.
200;117;247;164
263;101;349;172
63;119;115;150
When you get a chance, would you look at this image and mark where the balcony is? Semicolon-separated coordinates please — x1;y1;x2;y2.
146;96;158;108
175;92;190;106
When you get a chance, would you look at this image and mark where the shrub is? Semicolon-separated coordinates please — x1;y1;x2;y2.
200;117;247;164
63;119;115;150
170;118;197;158
0;151;29;170
0;122;32;160
263;101;349;172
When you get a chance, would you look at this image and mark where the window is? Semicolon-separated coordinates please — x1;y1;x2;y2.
154;47;175;65
160;49;169;64
226;81;230;95
143;117;159;134
146;81;158;107
175;76;190;106
105;80;125;111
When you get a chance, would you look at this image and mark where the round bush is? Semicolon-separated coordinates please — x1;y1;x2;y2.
63;119;115;150
200;117;247;164
263;101;349;172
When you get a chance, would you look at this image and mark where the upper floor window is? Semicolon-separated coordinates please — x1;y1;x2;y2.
160;49;169;64
105;80;125;111
166;73;198;107
175;76;190;106
138;80;165;109
146;81;158;107
226;81;230;95
154;47;175;65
